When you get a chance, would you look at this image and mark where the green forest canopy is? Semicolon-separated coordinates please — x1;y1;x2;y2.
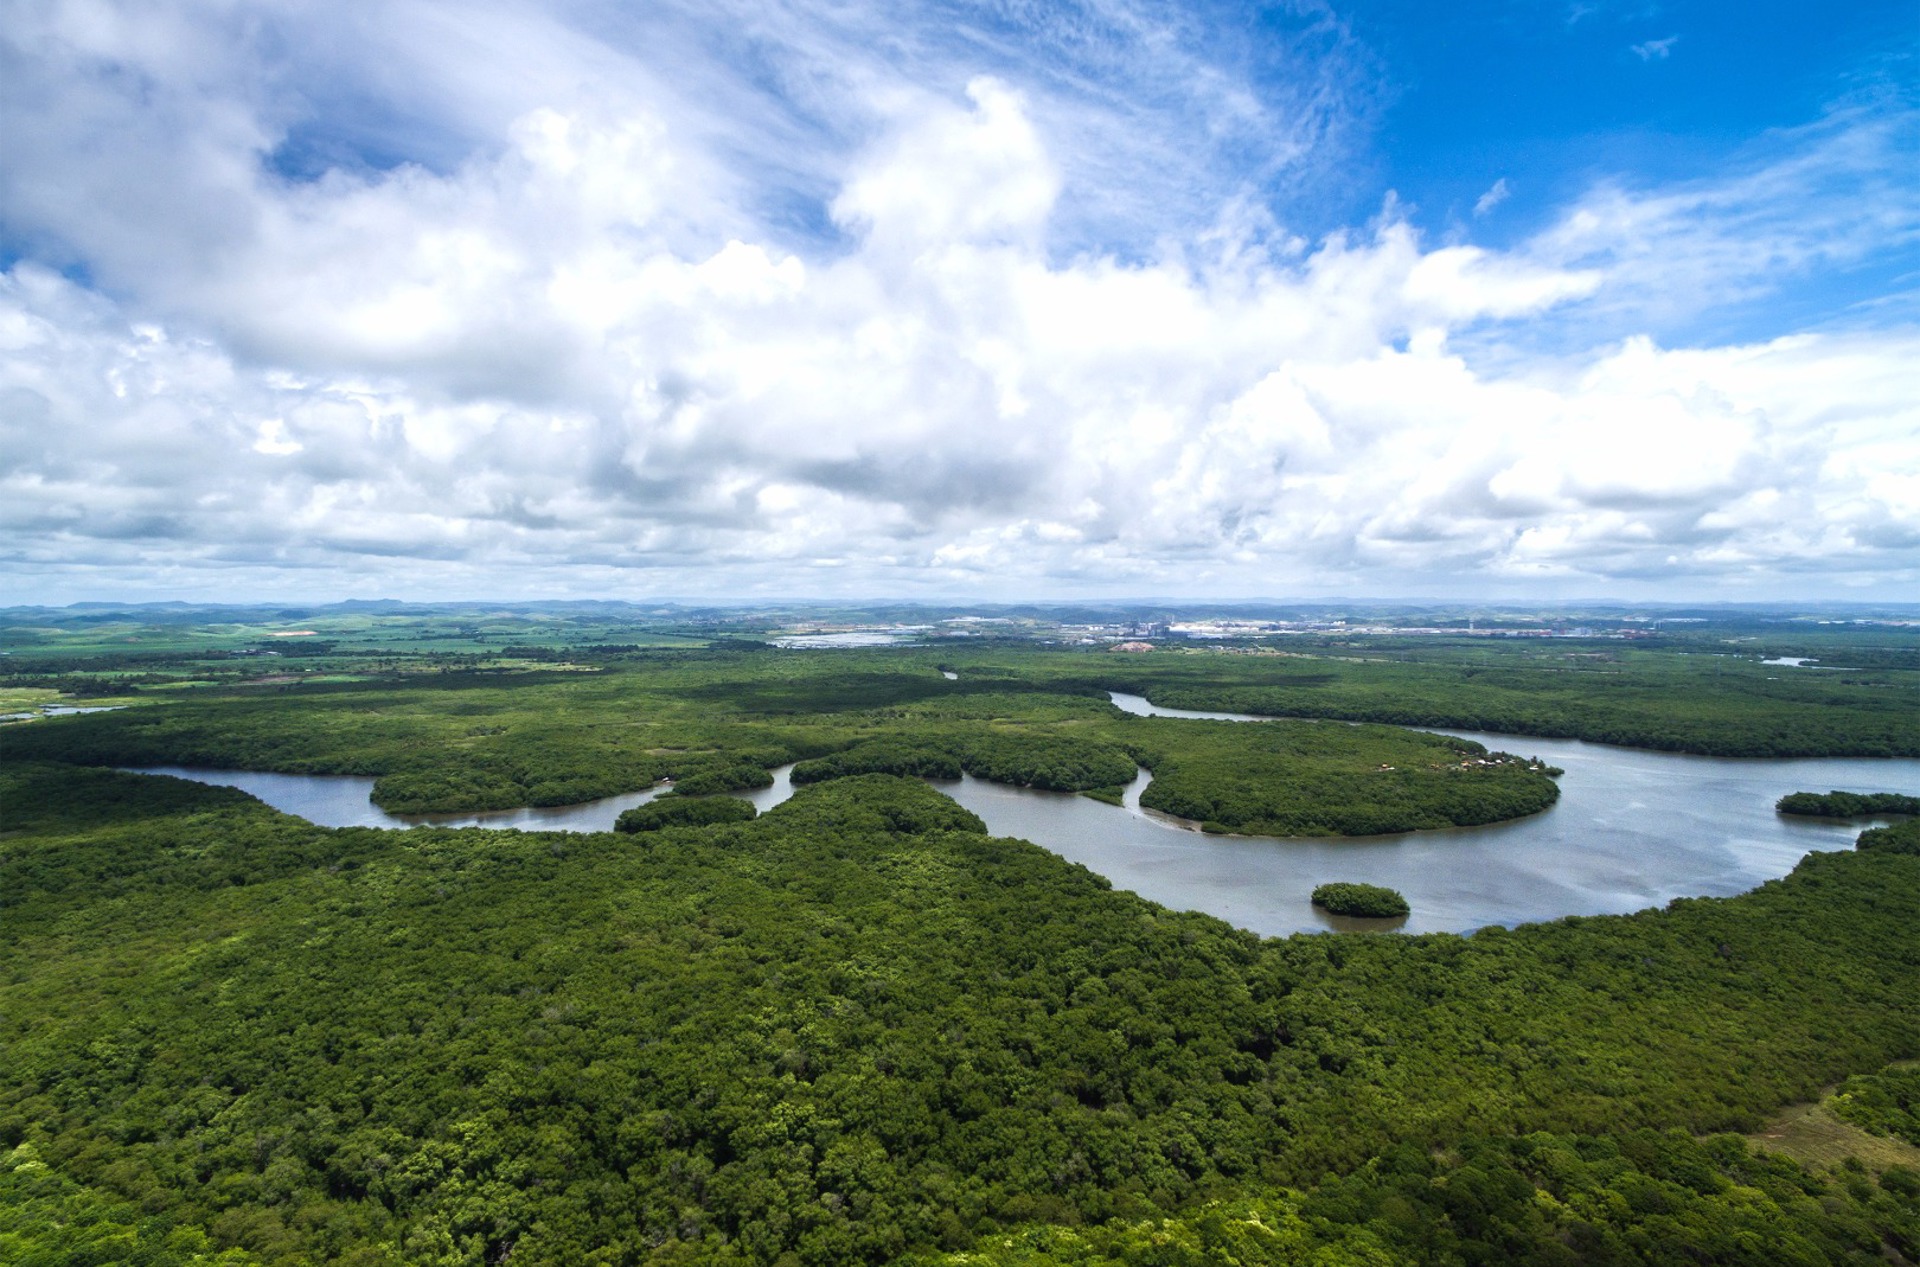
3;639;1919;1263
1777;790;1920;819
1;656;1570;836
1;752;1917;1264
1309;883;1410;919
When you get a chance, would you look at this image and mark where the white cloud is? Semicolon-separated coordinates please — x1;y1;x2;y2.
833;79;1060;254
0;2;1915;602
1520;106;1920;333
1473;178;1509;217
1631;36;1679;62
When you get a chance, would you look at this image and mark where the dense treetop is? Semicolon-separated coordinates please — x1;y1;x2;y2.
2;753;1917;1263
1777;790;1920;819
1309;883;1410;918
2;652;1564;834
3;636;1918;1262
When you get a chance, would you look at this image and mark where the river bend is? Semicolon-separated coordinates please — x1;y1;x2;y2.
126;691;1918;936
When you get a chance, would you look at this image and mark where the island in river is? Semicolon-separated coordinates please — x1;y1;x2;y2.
2;603;1918;1264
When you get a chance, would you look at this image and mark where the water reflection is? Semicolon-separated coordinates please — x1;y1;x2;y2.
128;696;1919;938
1065;691;1919;934
1313;910;1411;934
124;765;795;832
3;704;125;723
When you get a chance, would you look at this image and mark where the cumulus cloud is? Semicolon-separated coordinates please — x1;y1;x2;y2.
0;1;1915;601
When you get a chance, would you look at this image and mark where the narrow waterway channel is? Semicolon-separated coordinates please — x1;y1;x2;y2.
127;693;1917;936
124;763;798;832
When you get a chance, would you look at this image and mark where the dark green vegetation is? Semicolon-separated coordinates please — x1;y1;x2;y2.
793;740;965;784
1778;790;1920;818
2;653;1559;836
1831;1064;1920;1149
1309;883;1410;919
616;796;758;832
1101;654;1919;757
8;601;1918;761
1127;718;1557;835
4;614;1920;1263
1860;819;1920;856
668;762;777;797
3;755;1919;1263
789;734;1135;794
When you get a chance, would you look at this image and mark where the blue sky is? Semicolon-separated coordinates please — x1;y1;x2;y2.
1341;0;1917;339
1;0;1915;602
1350;0;1908;215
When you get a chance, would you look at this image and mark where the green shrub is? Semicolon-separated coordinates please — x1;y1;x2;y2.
1829;1064;1920;1146
615;796;758;833
762;773;986;836
791;741;963;784
1778;790;1920;818
957;733;1136;792
667;762;774;796
1311;882;1410;918
1858;819;1920;856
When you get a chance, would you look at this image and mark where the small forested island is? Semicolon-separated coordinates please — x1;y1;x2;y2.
1311;881;1411;918
1777;789;1920;818
2;604;1919;1264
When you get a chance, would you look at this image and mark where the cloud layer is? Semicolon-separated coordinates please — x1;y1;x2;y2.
2;1;1915;601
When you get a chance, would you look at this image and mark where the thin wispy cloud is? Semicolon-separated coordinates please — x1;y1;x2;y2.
1526;105;1920;327
1474;178;1510;217
1;1;1914;602
1631;35;1679;61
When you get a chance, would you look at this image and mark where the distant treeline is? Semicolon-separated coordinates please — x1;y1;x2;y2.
1040;649;1920;758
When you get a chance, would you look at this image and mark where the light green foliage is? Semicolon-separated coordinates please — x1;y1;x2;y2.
1831;1064;1920;1148
1061;647;1920;757
917;1132;1920;1266
0;1143;261;1266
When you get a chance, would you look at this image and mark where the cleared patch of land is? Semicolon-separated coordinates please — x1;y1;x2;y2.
1748;1092;1920;1171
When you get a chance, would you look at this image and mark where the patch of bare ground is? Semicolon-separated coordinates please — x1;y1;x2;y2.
1747;1088;1920;1173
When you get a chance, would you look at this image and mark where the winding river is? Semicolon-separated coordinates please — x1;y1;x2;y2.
127;690;1918;937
